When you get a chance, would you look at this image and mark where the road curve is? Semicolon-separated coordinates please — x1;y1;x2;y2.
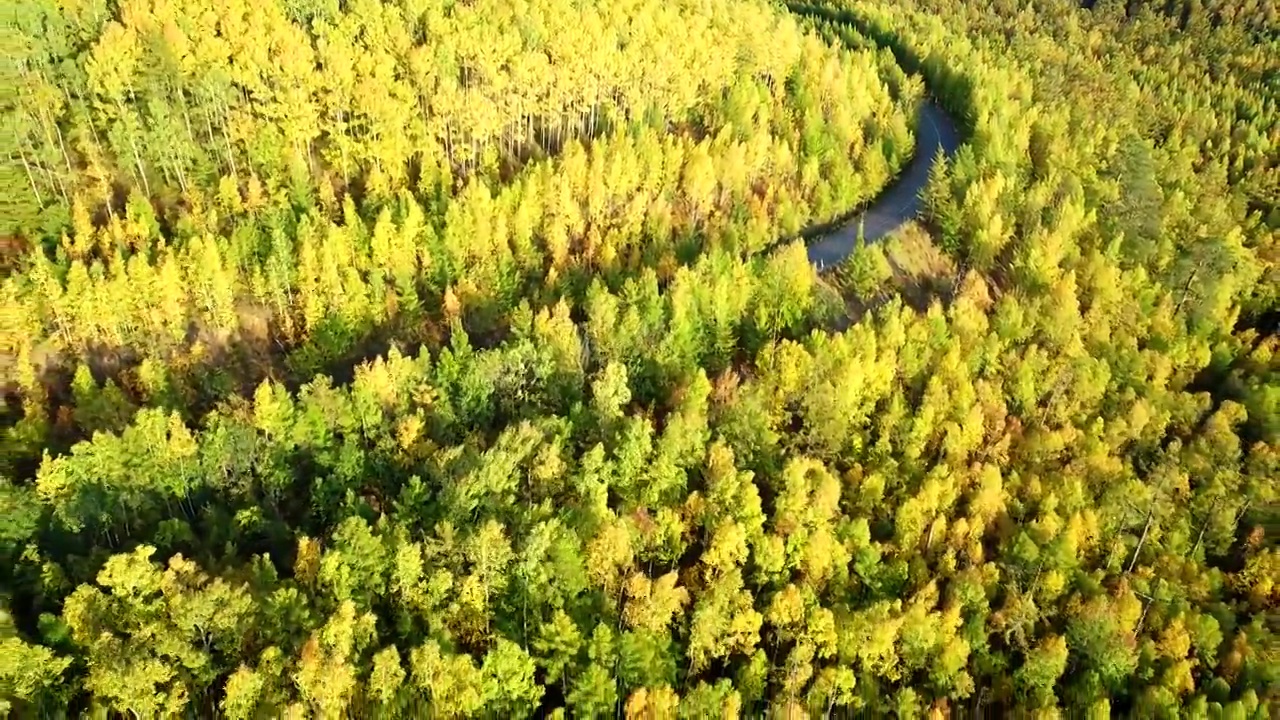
805;100;961;269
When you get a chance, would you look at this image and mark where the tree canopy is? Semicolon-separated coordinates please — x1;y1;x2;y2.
0;0;1276;716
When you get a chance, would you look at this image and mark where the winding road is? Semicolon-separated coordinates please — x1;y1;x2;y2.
805;100;961;269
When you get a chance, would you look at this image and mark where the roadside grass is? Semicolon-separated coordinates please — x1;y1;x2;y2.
817;220;958;327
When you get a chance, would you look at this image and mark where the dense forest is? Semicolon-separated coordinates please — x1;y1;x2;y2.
1;0;1277;716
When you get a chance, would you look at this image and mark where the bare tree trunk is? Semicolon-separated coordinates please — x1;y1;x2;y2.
1128;506;1155;573
19;67;68;202
174;153;189;194
1135;594;1152;635
203;106;217;147
62;84;116;216
177;86;197;148
590;85;598;137
15;145;43;205
1174;258;1205;316
117;99;152;196
446;121;454;168
1190;497;1220;558
52;116;74;203
221;100;239;181
131;141;151;196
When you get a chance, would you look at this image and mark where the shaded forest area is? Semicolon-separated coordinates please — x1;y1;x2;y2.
1;0;1277;717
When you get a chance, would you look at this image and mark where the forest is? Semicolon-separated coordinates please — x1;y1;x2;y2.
0;0;1276;716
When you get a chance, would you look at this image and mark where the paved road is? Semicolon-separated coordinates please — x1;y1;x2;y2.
806;100;961;269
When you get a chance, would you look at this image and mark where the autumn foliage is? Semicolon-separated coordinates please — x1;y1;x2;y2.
1;0;1277;717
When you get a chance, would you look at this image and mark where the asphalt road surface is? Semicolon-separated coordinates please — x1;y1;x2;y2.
806;100;961;269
